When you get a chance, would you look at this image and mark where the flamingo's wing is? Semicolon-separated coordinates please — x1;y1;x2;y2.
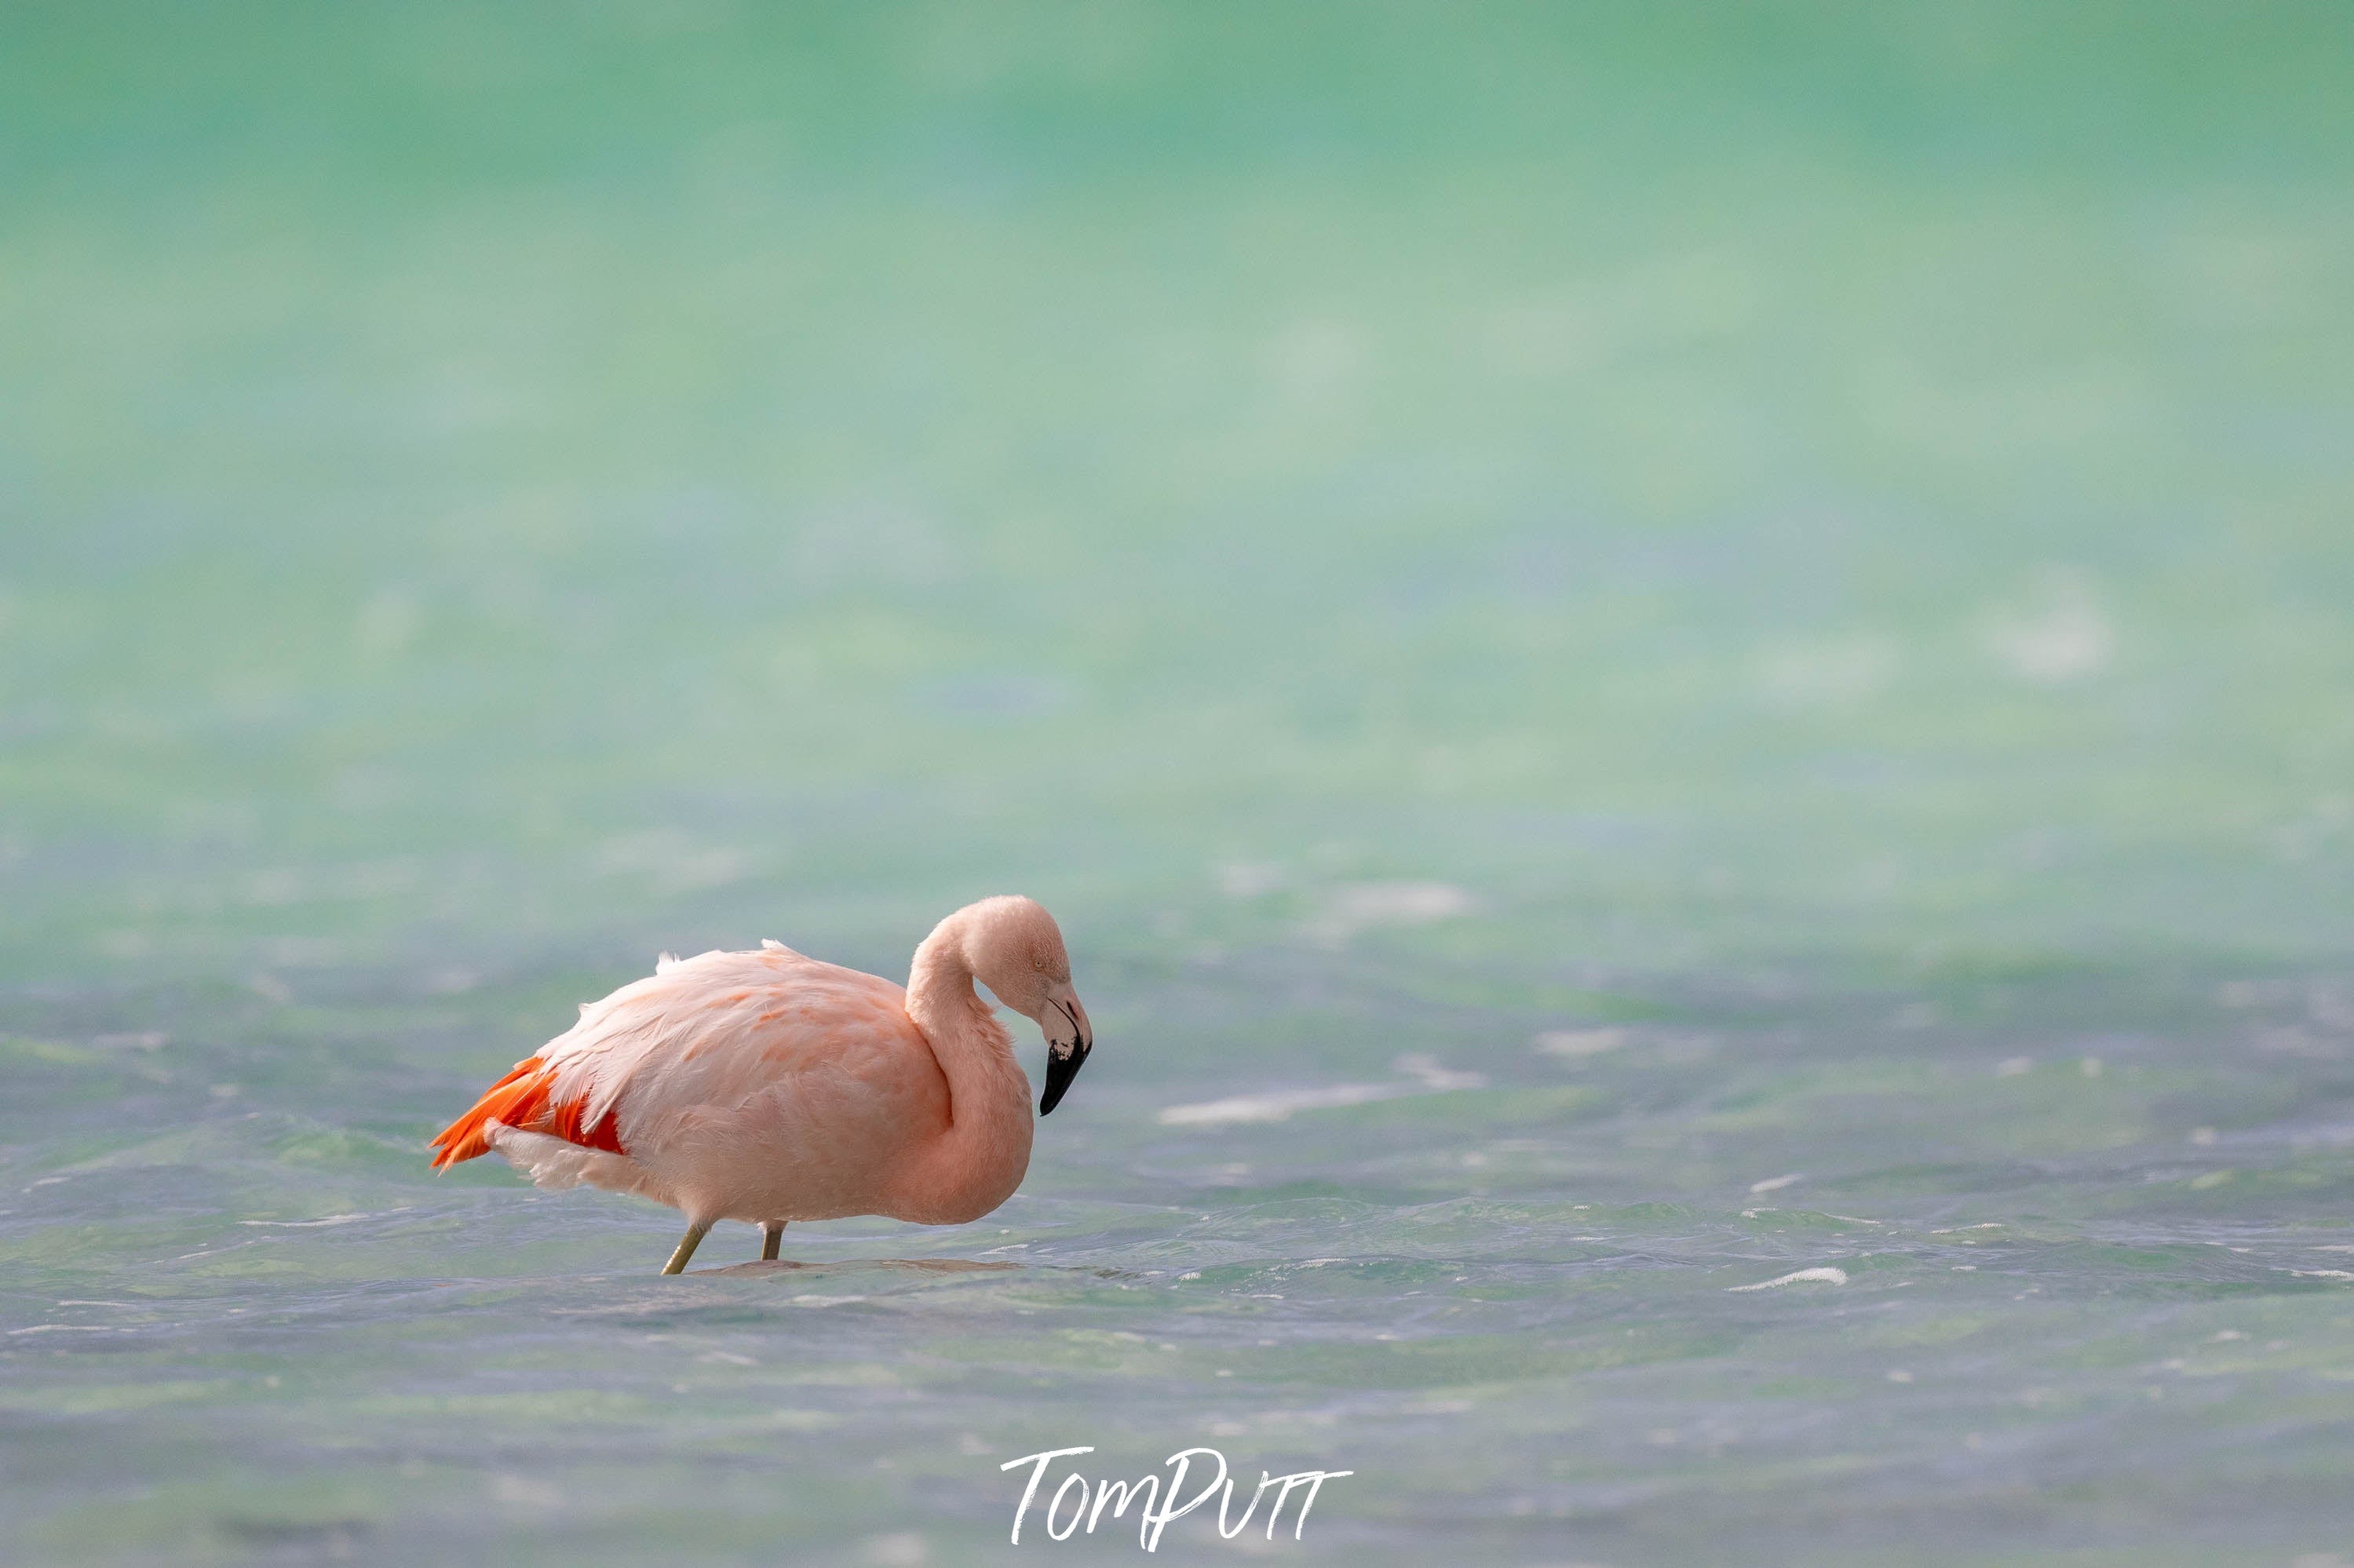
427;943;907;1172
427;1052;626;1169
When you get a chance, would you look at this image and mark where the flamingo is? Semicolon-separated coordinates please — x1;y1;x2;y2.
428;895;1094;1273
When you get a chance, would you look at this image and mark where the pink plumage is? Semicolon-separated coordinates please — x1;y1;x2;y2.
430;896;1094;1272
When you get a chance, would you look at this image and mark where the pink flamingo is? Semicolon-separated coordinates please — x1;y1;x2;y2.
429;896;1093;1273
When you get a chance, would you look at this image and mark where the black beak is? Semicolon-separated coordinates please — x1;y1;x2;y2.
1039;1040;1090;1115
1039;1002;1093;1116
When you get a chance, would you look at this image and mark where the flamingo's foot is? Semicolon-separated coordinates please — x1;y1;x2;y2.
661;1220;713;1275
761;1221;785;1262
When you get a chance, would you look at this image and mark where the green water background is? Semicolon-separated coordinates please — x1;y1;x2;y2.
4;5;2352;1564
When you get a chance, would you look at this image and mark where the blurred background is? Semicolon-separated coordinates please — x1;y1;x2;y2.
4;5;2352;1566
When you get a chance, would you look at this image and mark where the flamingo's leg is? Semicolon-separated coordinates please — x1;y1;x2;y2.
661;1220;713;1275
761;1222;785;1262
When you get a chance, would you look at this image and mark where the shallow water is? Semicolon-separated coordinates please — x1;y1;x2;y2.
5;5;2354;1565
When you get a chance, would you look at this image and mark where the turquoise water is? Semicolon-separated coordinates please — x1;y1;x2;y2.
5;5;2354;1563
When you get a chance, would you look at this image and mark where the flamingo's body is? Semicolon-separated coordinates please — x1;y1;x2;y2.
429;896;1093;1271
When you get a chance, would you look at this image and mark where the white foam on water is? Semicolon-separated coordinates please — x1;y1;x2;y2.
1728;1267;1849;1293
1157;1084;1407;1125
1160;1054;1487;1125
1982;572;2114;683
1534;1027;1626;1058
1299;881;1476;946
1749;1173;1804;1194
237;1213;372;1227
1393;1052;1486;1091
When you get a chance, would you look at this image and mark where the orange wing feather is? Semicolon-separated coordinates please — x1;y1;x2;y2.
428;1056;627;1169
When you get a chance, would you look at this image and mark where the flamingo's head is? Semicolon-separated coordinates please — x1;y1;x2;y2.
963;895;1095;1116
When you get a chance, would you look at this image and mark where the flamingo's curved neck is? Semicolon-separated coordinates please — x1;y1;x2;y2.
906;915;1002;1096
896;913;1035;1222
